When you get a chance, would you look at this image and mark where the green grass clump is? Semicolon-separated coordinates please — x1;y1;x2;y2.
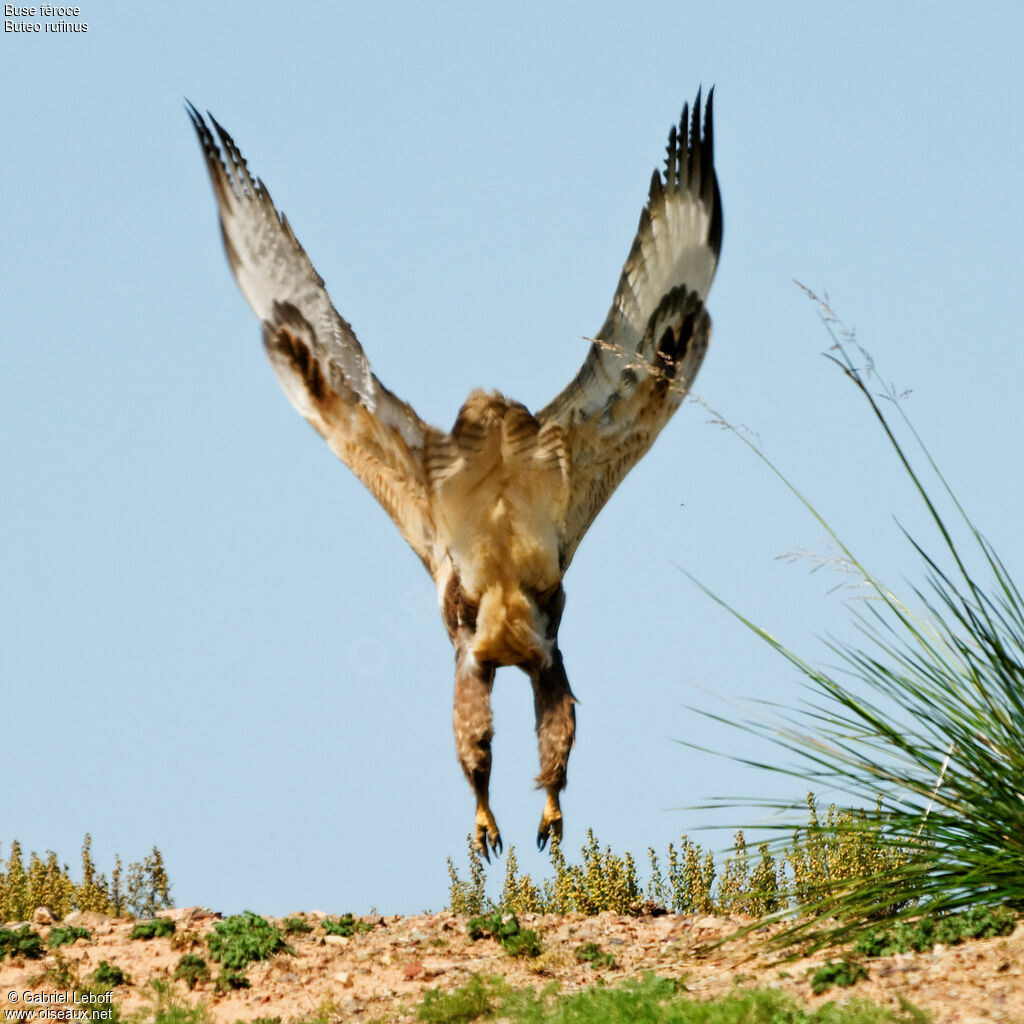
322;913;372;937
48;924;92;947
573;942;616;969
281;916;313;934
0;925;45;959
207;911;294;970
173;953;210;990
418;972;925;1023
131;917;176;940
131;980;210;1024
91;960;129;987
416;974;511;1023
810;958;869;995
684;290;1024;950
466;909;541;959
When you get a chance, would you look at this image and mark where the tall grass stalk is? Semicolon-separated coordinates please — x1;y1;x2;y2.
689;287;1024;947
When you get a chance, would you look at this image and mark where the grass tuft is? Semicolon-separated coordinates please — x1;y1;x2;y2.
418;971;927;1022
686;287;1024;949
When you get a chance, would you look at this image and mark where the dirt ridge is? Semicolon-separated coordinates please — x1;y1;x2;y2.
2;907;1022;1023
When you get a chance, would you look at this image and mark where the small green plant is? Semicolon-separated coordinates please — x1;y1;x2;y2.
282;916;313;934
573;941;616;969
214;969;251;992
131;917;176;940
0;925;45;960
207;911;294;970
322;913;372;937
173;953;210;990
810;958;869;995
447;836;488;916
92;960;129;987
466;908;540;959
48;924;92;947
132;980;209;1024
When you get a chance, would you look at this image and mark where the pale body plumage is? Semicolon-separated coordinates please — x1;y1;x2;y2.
190;93;722;855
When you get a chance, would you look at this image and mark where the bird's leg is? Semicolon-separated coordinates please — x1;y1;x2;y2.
531;646;576;850
452;634;501;860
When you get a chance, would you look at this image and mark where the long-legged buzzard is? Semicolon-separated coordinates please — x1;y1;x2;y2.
189;92;722;859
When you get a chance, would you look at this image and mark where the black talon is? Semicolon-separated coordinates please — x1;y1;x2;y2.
537;831;548;852
492;835;503;858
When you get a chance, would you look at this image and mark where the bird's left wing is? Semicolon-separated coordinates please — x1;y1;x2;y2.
188;105;442;573
539;89;722;569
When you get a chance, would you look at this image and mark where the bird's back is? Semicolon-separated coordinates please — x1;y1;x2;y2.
427;389;569;666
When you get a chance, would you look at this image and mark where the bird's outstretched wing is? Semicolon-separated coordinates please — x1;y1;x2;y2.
188;104;441;573
539;89;722;568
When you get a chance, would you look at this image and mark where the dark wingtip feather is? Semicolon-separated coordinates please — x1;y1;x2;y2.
702;86;723;260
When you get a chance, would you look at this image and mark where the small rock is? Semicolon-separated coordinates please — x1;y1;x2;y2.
403;961;425;980
33;906;58;925
63;910;114;928
334;971;354;988
325;934;350;947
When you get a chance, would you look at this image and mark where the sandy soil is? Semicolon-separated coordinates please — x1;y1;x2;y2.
2;906;1022;1023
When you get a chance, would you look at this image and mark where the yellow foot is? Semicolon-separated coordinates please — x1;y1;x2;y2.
536;791;563;851
474;806;502;862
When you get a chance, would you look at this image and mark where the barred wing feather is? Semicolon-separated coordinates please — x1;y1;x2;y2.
188;105;442;573
539;89;722;567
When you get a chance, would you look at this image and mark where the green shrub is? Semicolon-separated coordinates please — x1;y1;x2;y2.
573;942;616;969
91;960;129;987
322;913;371;937
214;969;251;992
173;953;210;990
855;905;1018;956
810;958;869;995
466;908;540;959
0;925;44;960
207;911;294;970
281;916;313;934
48;924;91;947
131;917;175;940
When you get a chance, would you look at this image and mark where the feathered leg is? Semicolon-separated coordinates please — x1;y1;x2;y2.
452;634;502;860
531;647;577;850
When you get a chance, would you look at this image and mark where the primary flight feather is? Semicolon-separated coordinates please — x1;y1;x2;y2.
189;92;722;857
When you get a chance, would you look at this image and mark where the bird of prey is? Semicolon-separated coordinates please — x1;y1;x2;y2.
189;92;722;859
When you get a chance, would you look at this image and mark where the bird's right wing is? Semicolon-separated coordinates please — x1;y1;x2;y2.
188;105;443;573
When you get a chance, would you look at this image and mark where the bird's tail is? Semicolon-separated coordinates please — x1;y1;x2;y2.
472;583;552;667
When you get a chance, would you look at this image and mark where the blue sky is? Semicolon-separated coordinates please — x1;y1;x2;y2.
4;1;1023;916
